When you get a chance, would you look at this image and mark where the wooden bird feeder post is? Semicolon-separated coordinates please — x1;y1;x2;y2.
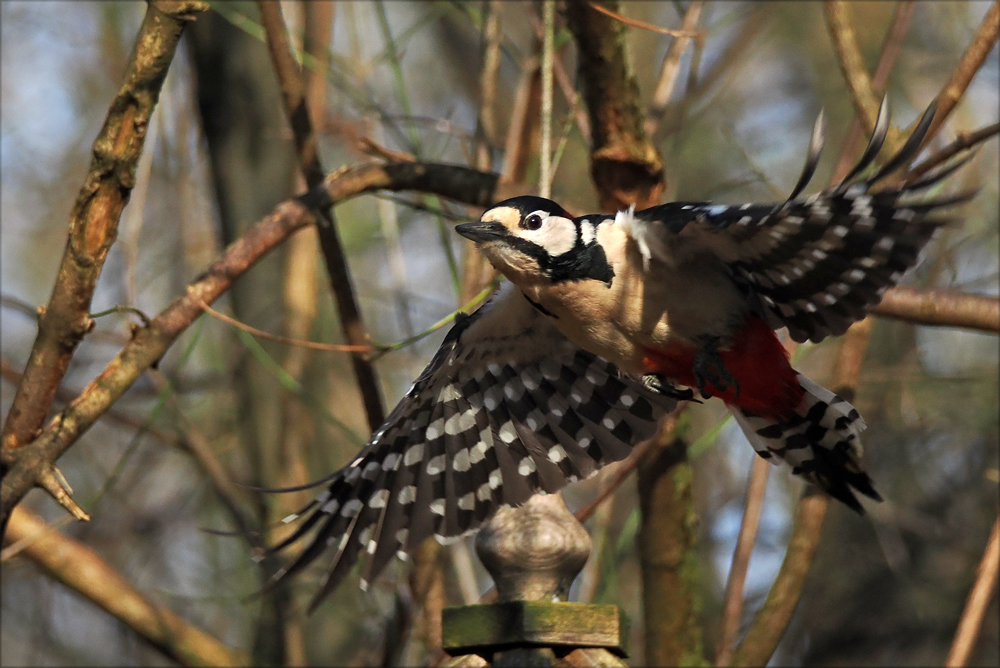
441;493;630;667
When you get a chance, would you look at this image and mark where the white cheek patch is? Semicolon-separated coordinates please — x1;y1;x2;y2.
579;220;596;245
518;214;577;256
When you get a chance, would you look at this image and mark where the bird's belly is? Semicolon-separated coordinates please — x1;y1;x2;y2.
522;261;746;373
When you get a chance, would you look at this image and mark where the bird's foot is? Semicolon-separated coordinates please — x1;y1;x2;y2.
641;374;699;402
693;337;740;400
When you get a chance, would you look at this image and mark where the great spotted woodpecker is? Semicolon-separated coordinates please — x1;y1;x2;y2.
269;99;971;609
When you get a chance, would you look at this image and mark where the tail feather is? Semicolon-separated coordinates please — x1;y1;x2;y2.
731;374;881;513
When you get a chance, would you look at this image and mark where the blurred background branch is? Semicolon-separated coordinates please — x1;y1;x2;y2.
1;2;996;666
0;0;208;530
4;506;248;667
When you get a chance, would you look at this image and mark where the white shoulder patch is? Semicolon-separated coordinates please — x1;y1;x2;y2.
615;204;672;269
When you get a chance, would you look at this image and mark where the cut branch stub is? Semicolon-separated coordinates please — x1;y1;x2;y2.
475;493;592;602
565;0;665;212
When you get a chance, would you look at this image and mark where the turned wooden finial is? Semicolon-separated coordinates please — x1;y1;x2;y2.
475;493;592;602
442;493;629;666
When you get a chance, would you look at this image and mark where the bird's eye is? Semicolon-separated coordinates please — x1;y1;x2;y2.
523;214;544;230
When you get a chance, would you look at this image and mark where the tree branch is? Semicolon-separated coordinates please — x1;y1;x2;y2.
574;411;682;524
728;494;830;667
0;160;501;534
730;317;874;666
829;1;915;183
585;1;699;38
649;1;703;121
922;0;1000;146
0;0;207;516
4;506;249;667
945;515;1000;667
824;1;903;151
715;457;770;666
904;122;1000;183
824;2;880;131
873;287;999;333
565;0;665;212
258;0;387;430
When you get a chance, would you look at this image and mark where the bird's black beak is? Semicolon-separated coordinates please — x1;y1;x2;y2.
455;221;508;243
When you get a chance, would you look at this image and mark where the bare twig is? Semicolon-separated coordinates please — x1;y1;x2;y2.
461;0;503;305
357;135;417;163
1;356;169;448
0;160;502;531
904;122;1000;182
258;0;387;430
945;516;1000;667
3;354;260;554
166;395;261;550
649;1;703;120
873;287;1000;333
529;6;592;144
715;457;770;666
196;298;373;352
0;0;207;525
539;0;556;198
922;1;1000;145
830;1;915;183
462;30;547;304
4;506;249;667
679;6;766;105
574;411;682;523
576;490;612;604
586;1;699;38
824;2;884;135
501;56;542;189
475;0;502;169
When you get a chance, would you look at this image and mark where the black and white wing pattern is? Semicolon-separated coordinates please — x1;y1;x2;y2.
624;99;973;343
268;283;675;610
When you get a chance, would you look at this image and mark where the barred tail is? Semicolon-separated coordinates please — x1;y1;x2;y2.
730;373;882;513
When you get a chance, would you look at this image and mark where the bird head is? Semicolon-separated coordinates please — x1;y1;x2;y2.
456;196;614;286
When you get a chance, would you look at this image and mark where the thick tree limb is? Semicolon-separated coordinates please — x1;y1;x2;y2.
0;161;501;535
874;287;999;333
638;430;705;667
565;0;665;212
566;4;698;665
0;0;207;519
4;506;248;667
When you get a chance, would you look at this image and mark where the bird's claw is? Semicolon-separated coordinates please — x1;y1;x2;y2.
693;338;740;400
641;374;700;402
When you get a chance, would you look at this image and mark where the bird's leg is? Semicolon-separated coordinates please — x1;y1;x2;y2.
693;337;740;400
641;374;698;402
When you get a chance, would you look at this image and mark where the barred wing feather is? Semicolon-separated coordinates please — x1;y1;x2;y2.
625;100;973;343
269;283;676;610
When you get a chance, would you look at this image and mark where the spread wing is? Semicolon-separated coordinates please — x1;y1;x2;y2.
625;100;973;343
268;283;675;610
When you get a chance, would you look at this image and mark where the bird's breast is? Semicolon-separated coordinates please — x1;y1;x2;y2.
521;237;747;373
